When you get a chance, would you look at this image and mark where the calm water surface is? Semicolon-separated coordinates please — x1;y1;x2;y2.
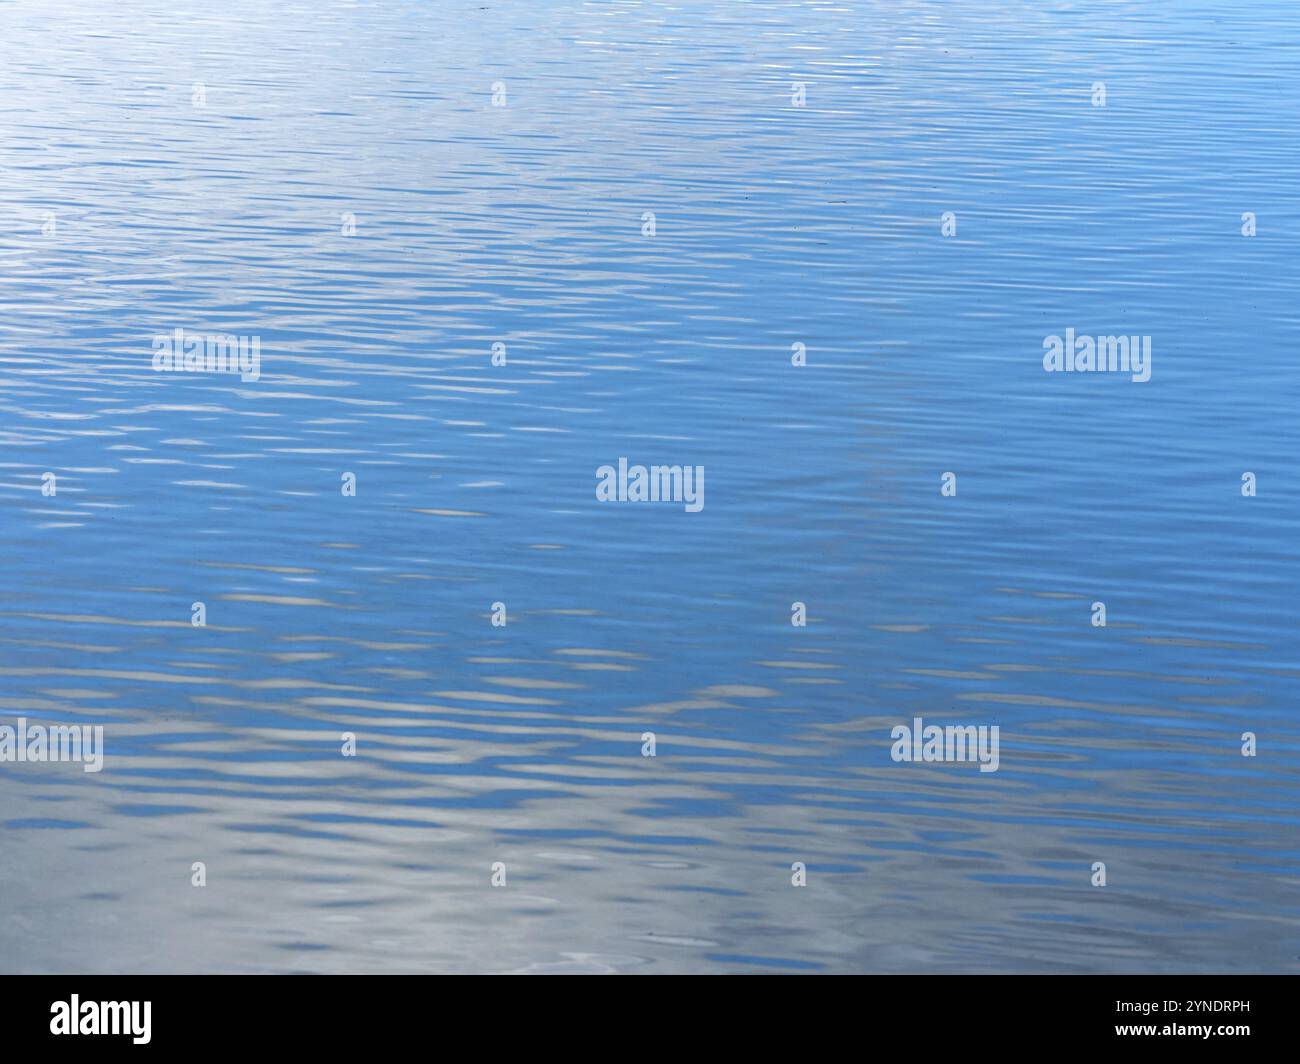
1;0;1298;972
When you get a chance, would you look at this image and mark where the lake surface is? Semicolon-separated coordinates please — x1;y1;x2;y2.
1;0;1297;973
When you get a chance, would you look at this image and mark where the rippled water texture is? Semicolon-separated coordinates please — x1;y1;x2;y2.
1;0;1298;973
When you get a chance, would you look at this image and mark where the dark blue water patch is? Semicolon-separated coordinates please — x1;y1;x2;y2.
224;823;356;842
1021;913;1092;925
663;885;748;898
968;874;1068;886
705;954;824;972
292;813;444;829
110;803;207;817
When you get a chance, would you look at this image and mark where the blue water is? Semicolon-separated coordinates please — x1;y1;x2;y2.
1;0;1298;973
